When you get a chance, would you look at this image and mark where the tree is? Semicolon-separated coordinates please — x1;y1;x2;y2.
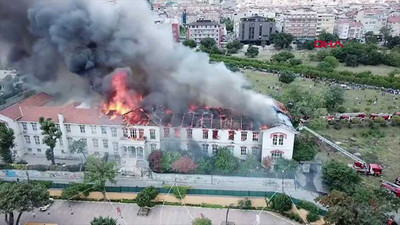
200;38;217;50
192;217;212;225
90;216;117;225
274;157;298;173
271;32;294;50
293;137;318;161
318;61;333;71
322;160;360;192
136;186;159;208
278;71;296;84
380;26;390;45
271;193;292;212
364;31;378;44
318;31;338;42
392;115;400;126
148;150;163;172
324;56;339;68
172;156;198;173
214;147;238;174
0;182;50;225
245;45;259;58
262;156;273;169
224;18;234;32
39;117;62;165
161;151;181;172
196;157;214;174
226;40;243;54
387;35;400;49
0;123;15;163
271;51;295;63
289;58;302;66
69;138;88;163
324;87;345;112
238;197;252;209
345;54;359;67
61;183;93;200
84;155;117;200
183;39;197;48
238;155;259;175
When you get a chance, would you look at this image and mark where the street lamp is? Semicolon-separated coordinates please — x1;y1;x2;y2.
223;203;235;225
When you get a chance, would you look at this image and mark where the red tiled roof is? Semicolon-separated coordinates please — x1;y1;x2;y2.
350;22;363;27
364;9;383;15
0;92;53;120
388;16;400;23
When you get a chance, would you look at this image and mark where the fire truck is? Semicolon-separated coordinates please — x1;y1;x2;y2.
381;180;400;198
350;161;383;176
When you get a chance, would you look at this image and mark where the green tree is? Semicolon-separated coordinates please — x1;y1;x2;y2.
278;71;296;84
322;160;361;192
214;147;238;174
271;32;294;50
0;182;50;225
364;31;378;44
274;157;298;173
245;45;259;58
136;186;159;208
84;156;117;200
39;117;62;165
69;138;88;161
161;151;181;172
324;87;345;112
289;58;302;66
226;40;243;54
196;157;214;174
324;56;339;68
345;54;359;67
225;18;234;32
318;61;333;71
293;137;318;161
0;123;15;163
271;51;295;63
192;217;212;225
238;154;259;175
61;183;93;200
318;31;339;42
271;194;292;212
90;216;117;225
380;26;390;45
183;39;197;48
391;115;400;125
200;38;217;50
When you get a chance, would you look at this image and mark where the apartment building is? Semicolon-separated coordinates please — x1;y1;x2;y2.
355;9;387;35
0;93;296;169
387;16;400;36
187;19;222;46
282;11;318;39
238;16;276;45
316;13;335;36
334;19;364;40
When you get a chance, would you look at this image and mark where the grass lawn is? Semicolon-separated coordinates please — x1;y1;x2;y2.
243;70;400;113
236;46;398;76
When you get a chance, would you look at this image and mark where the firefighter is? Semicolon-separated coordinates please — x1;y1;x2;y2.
388;215;398;225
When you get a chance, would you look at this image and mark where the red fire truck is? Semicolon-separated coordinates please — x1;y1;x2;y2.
350;161;383;176
381;180;400;198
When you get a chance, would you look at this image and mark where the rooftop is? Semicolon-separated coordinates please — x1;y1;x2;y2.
188;19;219;26
388;16;400;23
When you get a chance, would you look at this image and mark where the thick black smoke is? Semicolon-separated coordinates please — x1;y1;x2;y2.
0;0;280;124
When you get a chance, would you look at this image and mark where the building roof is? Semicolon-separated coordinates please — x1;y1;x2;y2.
388;16;400;23
349;22;363;27
188;19;219;26
364;9;384;15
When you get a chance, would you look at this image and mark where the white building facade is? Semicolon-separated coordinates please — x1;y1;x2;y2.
282;11;318;39
187;19;222;46
316;13;335;36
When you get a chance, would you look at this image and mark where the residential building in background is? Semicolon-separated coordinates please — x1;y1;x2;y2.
154;17;180;43
238;16;276;45
187;19;222;46
355;9;387;35
387;16;400;36
316;13;335;36
282;10;318;39
334;19;364;40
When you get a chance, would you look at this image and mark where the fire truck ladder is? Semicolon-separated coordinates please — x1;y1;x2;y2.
298;126;365;163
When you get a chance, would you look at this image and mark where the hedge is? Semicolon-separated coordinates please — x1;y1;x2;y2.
209;54;400;89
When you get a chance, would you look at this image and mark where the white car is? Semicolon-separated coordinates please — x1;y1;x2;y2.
39;198;54;211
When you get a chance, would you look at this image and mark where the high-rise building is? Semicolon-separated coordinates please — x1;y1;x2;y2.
282;11;318;39
187;19;222;46
238;16;276;45
316;13;335;36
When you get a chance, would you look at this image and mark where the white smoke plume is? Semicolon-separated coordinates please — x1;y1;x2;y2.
0;0;280;124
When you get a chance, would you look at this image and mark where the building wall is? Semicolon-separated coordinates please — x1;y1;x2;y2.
187;23;221;45
283;12;318;38
355;10;387;35
238;20;276;44
261;126;295;161
316;13;335;35
334;22;350;39
388;21;400;36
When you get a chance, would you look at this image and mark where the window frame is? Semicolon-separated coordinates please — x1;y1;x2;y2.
79;125;86;134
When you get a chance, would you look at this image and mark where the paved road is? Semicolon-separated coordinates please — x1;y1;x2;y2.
9;200;300;225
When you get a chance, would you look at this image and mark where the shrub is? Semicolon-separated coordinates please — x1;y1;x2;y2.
337;106;346;113
345;54;359;67
289;58;302;66
392;115;400;125
238;198;252;209
61;183;93;200
16;159;28;164
172;156;198;174
324;56;339;68
245;45;259;58
285;212;304;223
31;180;53;189
214;147;238;174
90;216;117;225
307;212;320;222
278;71;296;84
200;203;224;208
162;151;182;172
315;50;331;62
271;194;292;212
333;122;342;130
271;51;295;62
148;150;163;172
322;160;361;192
293;137;318;161
298;200;319;214
136;186;159;207
374;117;387;127
309;118;328;130
192;217;212;225
318;61;333;71
165;186;190;200
351;118;362;125
262;156;273;169
196;157;214;174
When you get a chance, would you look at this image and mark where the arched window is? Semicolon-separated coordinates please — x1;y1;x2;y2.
128;146;136;158
270;150;284;159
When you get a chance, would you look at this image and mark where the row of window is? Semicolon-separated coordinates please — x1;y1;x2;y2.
121;146;144;158
24;135;63;146
199;144;260;156
163;128;260;142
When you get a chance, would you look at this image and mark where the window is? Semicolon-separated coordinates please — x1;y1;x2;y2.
103;139;108;148
279;135;284;145
93;139;99;147
24;135;31;144
253;132;259;141
128;146;135;158
137;147;144;158
65;124;71;133
271;151;283;159
31;123;37;131
241;146;247;155
67;137;73;145
187;129;192;139
227;145;234;154
61;150;65;154
122;146;127;157
164;128;170;138
79;125;86;133
150;129;156;139
212;130;218;140
139;129;144;139
22;122;27;131
123;128;128;137
212;145;218;154
241;131;247;141
111;128;117;137
252;146;259;155
203;130;208;139
150;144;157;151
174;128;181;138
91;125;97;134
37;148;41;153
202;144;209;154
130;128;137;138
101;126;107;134
27;148;32;153
272;135;278;145
112;142;118;152
59;138;63;146
228;131;235;140
34;136;40;145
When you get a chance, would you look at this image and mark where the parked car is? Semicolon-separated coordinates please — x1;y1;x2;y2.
39;198;54;211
